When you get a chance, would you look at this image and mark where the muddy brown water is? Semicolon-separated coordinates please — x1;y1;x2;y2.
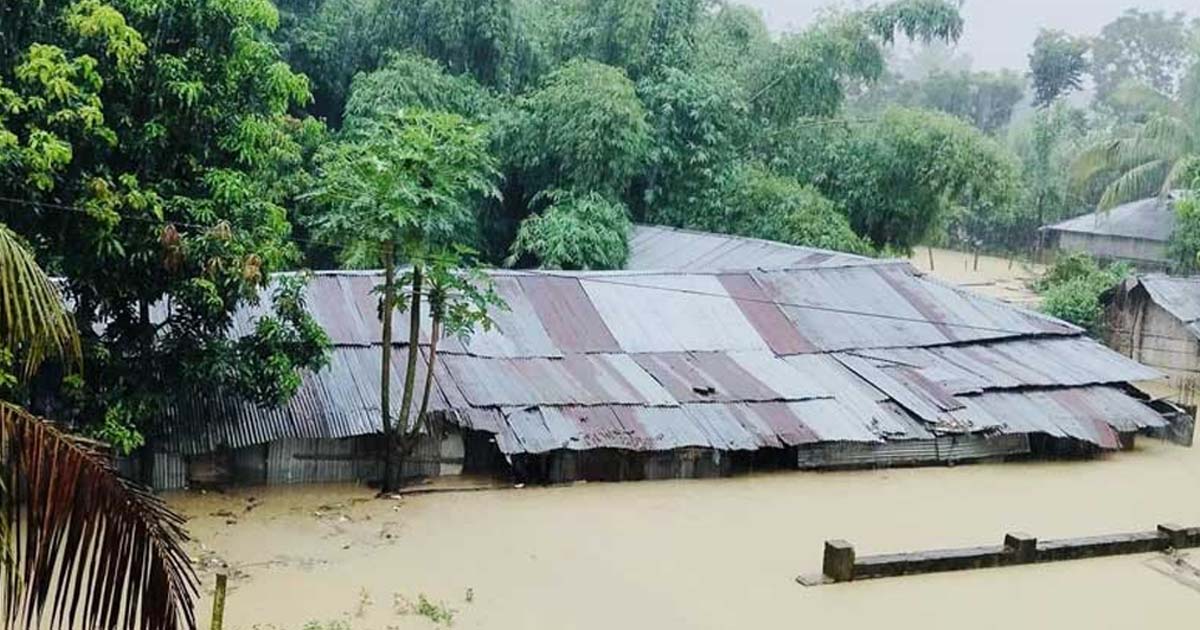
173;437;1200;629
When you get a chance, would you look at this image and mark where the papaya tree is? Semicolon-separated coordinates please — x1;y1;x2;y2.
311;109;502;491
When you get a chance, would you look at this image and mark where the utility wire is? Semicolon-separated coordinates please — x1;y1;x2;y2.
4;195;1193;344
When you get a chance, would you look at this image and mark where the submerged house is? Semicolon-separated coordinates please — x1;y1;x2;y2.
142;240;1187;490
1106;275;1200;392
1041;196;1177;268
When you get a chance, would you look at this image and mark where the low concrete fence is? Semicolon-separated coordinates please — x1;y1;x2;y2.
805;524;1200;585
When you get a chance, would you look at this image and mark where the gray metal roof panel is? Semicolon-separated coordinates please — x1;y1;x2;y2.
1139;275;1200;327
627;225;872;271
1044;197;1176;242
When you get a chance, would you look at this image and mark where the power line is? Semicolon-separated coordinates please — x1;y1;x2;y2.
5;194;1192;344
528;269;1051;337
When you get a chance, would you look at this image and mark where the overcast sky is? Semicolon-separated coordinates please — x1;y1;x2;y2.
739;0;1198;71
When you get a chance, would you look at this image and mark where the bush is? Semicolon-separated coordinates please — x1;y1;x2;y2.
1040;276;1106;332
1036;252;1130;332
731;167;874;256
507;190;631;270
1169;186;1200;274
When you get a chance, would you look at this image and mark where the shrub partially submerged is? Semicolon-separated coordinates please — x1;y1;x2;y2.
1036;252;1130;333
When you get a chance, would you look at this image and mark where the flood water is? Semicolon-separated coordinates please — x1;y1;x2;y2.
173;437;1200;629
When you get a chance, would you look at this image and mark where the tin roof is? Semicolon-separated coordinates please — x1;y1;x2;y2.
158;259;1169;456
627;225;872;271
1043;197;1176;242
1133;274;1200;339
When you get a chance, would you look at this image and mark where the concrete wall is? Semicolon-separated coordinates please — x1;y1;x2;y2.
1055;232;1168;268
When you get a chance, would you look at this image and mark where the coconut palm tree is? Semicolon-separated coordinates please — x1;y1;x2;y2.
1070;114;1199;210
1072;60;1200;210
0;225;197;630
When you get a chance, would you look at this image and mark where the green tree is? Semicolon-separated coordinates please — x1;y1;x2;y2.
508;190;632;270
0;0;330;451
1006;103;1091;251
726;167;874;255
520;0;706;78
636;66;748;227
746;0;964;126
1029;29;1090;107
780;107;1019;252
276;0;533;125
859;69;1026;134
1091;9;1196;107
504;59;650;197
1168;180;1200;274
342;52;496;131
0;225;196;630
311;109;501;491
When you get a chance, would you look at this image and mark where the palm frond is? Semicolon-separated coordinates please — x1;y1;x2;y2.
0;402;197;630
1162;154;1200;195
0;225;80;380
1098;159;1169;210
1070;139;1121;190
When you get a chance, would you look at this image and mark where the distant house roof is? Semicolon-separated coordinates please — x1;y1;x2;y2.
628;224;870;271
159;260;1167;457
1043;197;1177;243
1132;275;1200;339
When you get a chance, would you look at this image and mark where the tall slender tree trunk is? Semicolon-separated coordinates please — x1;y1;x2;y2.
416;315;442;436
379;241;396;492
395;264;423;486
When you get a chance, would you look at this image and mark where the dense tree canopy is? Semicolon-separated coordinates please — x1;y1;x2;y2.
1091;9;1196;108
1029;29;1090;108
0;0;330;449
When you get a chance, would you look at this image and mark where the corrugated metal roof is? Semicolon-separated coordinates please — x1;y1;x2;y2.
158;249;1171;456
1137;275;1200;338
627;225;872;271
1043;197;1176;242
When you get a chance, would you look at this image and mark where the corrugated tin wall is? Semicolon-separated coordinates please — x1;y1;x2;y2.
153;452;187;491
796;434;1030;469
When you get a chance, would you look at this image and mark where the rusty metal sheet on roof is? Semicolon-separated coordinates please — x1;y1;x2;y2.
782;354;914;438
875;265;1078;337
964;387;1156;448
518;275;621;353
161;256;1172;460
725;351;829;400
630;352;822;403
439;354;675;407
450;275;563;358
740;402;820;447
580;274;769;353
718;273;818;354
834;353;954;425
854;337;1161;394
751;264;950;351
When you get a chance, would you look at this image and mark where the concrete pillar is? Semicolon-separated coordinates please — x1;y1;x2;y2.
823;540;856;582
1158;524;1187;550
1004;533;1037;564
